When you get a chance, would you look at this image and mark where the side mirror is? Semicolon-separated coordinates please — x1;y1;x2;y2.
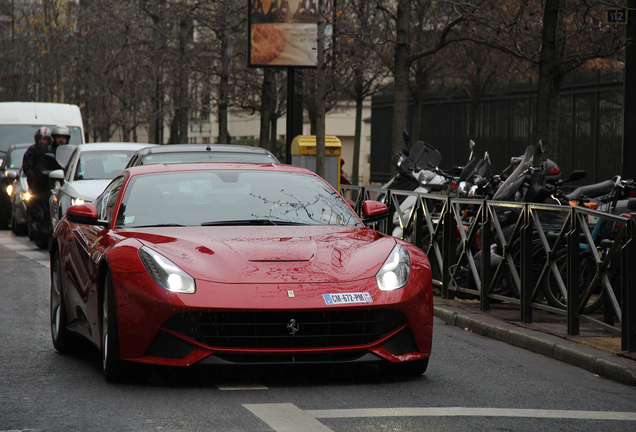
468;140;475;161
402;129;411;150
360;200;389;224
66;203;108;227
3;168;18;180
49;169;65;181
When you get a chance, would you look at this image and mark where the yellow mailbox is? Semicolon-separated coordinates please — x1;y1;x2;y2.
291;135;342;190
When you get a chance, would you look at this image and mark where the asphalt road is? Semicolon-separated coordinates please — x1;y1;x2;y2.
1;230;636;432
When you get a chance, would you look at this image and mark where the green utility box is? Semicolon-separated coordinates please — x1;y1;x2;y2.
291;135;342;190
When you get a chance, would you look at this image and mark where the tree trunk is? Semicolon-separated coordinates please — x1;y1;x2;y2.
315;0;326;179
217;29;230;144
148;0;165;145
352;72;364;186
260;69;274;150
390;0;411;175
534;0;562;166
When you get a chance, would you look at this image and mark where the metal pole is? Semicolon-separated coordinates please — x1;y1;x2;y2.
567;208;581;335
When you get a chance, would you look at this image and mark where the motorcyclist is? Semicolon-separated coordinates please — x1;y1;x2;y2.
51;124;71;147
22;126;67;246
22;127;55;198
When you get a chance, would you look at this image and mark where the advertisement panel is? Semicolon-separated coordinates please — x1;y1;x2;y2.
248;0;333;67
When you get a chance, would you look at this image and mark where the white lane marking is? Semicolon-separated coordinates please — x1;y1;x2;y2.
243;403;636;431
2;243;35;251
216;382;268;390
307;407;636;421
18;251;48;260
243;403;334;432
0;235;49;266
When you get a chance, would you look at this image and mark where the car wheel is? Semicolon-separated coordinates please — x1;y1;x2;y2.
50;252;75;352
381;357;429;378
12;211;28;235
102;270;123;382
34;229;49;250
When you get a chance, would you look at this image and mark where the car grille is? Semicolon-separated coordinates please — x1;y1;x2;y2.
163;309;405;349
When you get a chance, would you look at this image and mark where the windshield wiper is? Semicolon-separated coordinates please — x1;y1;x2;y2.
129;223;187;228
201;219;307;226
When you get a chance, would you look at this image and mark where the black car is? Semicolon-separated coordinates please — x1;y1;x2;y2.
125;144;279;168
0;143;31;228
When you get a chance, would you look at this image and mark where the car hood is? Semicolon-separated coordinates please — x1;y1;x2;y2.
120;226;397;284
65;180;112;201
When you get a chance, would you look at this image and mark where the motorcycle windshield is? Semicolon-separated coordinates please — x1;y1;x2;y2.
458;157;490;182
492;145;535;201
409;141;442;170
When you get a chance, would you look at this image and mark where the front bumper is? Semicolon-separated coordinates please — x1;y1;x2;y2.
112;269;433;368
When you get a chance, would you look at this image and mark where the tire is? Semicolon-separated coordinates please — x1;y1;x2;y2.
543;248;604;314
34;230;49;250
14;220;28;236
50;252;75;352
381;357;429;378
102;270;123;382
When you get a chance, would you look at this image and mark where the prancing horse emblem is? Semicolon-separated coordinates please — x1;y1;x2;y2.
286;319;299;336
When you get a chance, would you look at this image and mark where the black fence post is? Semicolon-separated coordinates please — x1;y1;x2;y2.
413;195;424;251
442;197;455;300
622;215;636;352
480;201;491;312
567;208;581;336
521;204;533;323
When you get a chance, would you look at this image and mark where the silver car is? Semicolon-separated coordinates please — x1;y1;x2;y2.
125;144;279;167
49;142;154;229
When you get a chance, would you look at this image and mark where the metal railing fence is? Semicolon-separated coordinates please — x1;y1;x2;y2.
341;185;636;352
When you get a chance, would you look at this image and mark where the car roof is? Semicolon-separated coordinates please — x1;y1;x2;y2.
76;143;156;152
124;162;313;177
133;144;276;157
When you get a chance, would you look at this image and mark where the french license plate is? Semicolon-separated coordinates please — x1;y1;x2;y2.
323;292;373;305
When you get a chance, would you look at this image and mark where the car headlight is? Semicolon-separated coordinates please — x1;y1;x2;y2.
21;191;31;201
71;197;85;206
138;246;196;294
6;184;12;196
376;244;411;291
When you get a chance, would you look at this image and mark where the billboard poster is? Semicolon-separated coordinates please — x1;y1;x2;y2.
248;0;334;67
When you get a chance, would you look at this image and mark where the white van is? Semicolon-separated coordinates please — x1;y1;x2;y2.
0;102;85;162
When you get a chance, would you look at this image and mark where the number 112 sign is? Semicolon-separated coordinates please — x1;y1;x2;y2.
605;8;628;25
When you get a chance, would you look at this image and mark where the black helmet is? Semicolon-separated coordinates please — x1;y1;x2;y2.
34;127;53;144
52;124;71;140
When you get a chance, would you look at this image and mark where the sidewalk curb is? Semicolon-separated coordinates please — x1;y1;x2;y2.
434;305;636;387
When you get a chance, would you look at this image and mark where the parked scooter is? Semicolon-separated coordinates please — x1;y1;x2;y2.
381;131;455;239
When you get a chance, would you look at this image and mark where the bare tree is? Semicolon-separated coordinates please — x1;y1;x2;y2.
459;0;625;164
337;0;392;184
376;0;465;173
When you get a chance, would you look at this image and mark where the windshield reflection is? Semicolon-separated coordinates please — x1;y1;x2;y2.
117;170;363;228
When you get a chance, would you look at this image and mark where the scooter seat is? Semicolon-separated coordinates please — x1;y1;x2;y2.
565;180;614;201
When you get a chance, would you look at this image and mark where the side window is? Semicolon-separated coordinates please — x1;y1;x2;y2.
94;176;126;222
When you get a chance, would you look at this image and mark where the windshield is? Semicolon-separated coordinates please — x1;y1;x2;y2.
140;151;278;165
117;170;362;228
74;150;138;180
0;125;83;152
